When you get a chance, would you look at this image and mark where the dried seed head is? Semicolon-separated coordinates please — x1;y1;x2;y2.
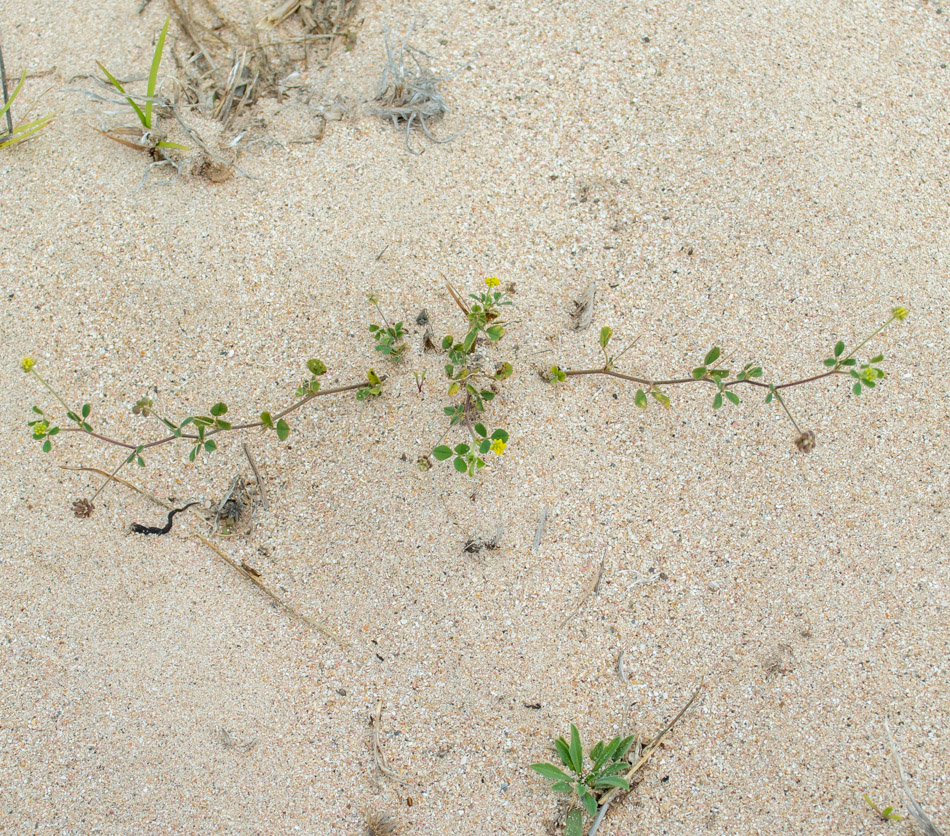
364;810;397;836
416;455;433;471
132;397;154;417
794;430;816;453
72;499;95;518
422;328;439;352
192;154;234;183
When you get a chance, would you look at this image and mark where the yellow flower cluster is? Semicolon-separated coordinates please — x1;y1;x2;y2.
892;306;908;322
32;421;49;438
484;277;500;288
21;357;35;373
490;438;506;455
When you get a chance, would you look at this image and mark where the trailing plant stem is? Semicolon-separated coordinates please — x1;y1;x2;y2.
563;367;842;391
840;313;897;365
772;390;802;434
29;369;74;415
56;380;371;452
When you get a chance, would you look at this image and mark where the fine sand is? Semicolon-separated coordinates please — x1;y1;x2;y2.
1;0;948;833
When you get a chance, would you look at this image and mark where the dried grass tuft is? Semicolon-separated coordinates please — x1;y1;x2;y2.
258;0;360;35
166;0;359;128
364;809;397;836
371;30;466;154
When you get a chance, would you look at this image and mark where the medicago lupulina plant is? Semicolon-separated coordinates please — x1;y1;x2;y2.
548;306;909;452
21;356;383;511
427;278;513;476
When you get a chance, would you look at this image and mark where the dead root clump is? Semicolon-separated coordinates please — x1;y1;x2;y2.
371;31;466;154
257;0;360;37
166;0;361;129
363;809;397;836
191;150;234;182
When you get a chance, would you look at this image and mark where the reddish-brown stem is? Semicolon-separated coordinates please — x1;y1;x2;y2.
563;368;843;391
57;380;372;452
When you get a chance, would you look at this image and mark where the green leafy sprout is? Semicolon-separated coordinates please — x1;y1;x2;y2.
429;278;513;476
366;294;407;361
20;355;380;508
863;793;905;822
531;723;635;836
549;307;909;452
96;17;189;154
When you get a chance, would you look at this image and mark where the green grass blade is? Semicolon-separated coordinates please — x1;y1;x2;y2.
145;17;170;129
97;61;147;128
155;140;190;150
0;71;26;120
0;114;54;148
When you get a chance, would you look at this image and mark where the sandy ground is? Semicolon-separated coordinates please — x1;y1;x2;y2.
1;0;948;833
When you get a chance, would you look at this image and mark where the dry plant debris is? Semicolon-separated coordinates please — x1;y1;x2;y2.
763;642;795;677
371;31;464;154
587;679;704;835
165;0;359;129
217;726;258;752
462;523;503;555
363;809;398;836
371;700;411;784
60;465;343;644
257;0;360;36
884;719;946;836
570;283;597;332
557;550;606;629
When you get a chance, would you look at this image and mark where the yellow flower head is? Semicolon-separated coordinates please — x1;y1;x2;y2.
484;277;500;288
892;306;908;322
490;438;506;455
32;421;49;438
21;357;35;373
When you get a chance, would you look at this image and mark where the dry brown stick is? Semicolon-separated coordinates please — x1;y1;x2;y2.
61;465;344;645
532;506;548;552
446;281;471;317
243;442;268;509
167;0;219;73
570;283;597;332
60;465;174;511
371;700;411;784
194;532;346;646
557;549;606;630
884;719;945;836
589;677;705;836
257;0;301;30
211;474;241;536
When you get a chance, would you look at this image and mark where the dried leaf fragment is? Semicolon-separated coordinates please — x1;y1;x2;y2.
570;283;597;331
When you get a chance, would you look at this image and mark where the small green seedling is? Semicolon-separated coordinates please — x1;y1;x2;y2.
550;307;909;453
96;17;189;157
366;294;407;361
863;794;904;822
356;368;385;401
0;68;54;149
531;723;635;836
429;278;513;476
